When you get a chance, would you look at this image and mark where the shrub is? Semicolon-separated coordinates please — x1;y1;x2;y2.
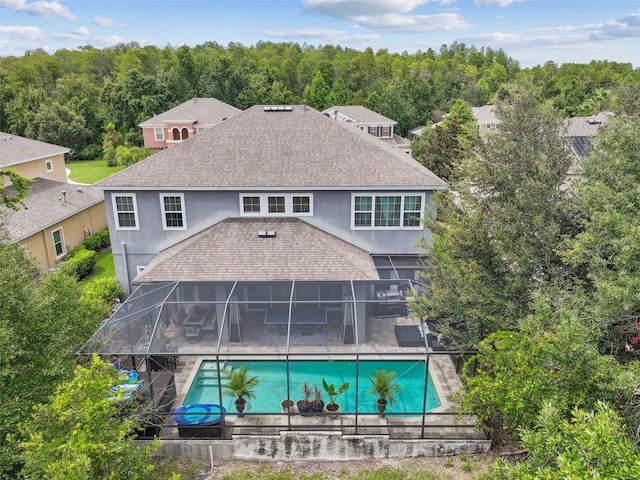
65;244;86;260
81;278;124;319
84;229;110;252
79;143;103;161
61;248;97;280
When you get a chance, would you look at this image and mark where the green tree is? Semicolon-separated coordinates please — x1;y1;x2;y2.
18;355;159;479
303;70;331;110
25;101;91;156
416;83;575;348
0;229;107;476
561;114;640;362
492;401;640;479
0;168;32;210
103;122;124;167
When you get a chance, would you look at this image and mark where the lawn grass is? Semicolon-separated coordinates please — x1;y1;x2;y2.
66;159;126;184
80;248;115;293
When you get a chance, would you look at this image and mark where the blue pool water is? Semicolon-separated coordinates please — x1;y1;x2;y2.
183;360;441;415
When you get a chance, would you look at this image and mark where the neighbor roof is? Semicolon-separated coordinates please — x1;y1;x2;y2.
138;98;242;128
322;105;396;124
2;178;104;241
99;105;446;190
0;132;69;167
566;112;614;137
133;217;379;283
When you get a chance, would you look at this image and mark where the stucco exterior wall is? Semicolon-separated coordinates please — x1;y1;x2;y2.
19;201;107;270
104;189;436;293
3;153;67;186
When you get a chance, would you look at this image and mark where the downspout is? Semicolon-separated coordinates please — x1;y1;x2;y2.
121;242;131;292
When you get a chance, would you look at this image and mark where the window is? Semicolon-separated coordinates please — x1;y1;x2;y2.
268;196;285;213
136;266;146;275
352;194;424;229
240;194;313;216
402;196;422;227
154;127;164;141
292;196;310;213
52;228;64;257
45;159;53;173
196;127;205;134
112;194;139;230
160;193;186;229
380;125;392;138
243;196;261;213
368;126;379;137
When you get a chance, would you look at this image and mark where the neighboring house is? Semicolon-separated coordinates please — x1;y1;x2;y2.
139;98;242;150
322;105;411;153
0;131;69;186
0;132;107;270
408;105;499;139
1;178;107;270
566;111;615;177
96;105;447;294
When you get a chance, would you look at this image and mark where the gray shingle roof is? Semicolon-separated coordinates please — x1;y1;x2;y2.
322;105;396;124
138;98;242;127
2;178;104;241
98;105;446;190
0;132;69;167
133;217;379;283
566;112;614;137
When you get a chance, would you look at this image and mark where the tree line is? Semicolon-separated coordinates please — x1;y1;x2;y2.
0;41;636;160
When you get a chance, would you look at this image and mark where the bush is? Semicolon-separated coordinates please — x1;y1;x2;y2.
83;229;110;252
64;244;86;260
81;277;124;319
79;143;103;161
61;247;97;280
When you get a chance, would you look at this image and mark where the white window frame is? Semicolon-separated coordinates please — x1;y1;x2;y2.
136;265;146;275
160;193;187;230
351;193;425;230
196;127;206;134
112;193;139;230
154;127;164;141
239;193;313;217
44;159;54;173
51;227;65;258
380;125;392;138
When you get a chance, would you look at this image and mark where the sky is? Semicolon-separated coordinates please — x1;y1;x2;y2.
0;0;639;68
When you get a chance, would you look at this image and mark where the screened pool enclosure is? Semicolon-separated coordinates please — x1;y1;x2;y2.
79;279;481;441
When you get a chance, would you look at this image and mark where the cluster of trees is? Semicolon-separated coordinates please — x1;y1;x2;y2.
413;79;640;476
0;41;635;160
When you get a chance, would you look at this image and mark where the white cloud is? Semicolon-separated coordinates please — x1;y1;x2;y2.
0;24;44;40
475;0;522;6
0;0;75;21
264;27;379;44
355;13;470;32
72;26;89;36
302;0;470;33
93;15;115;27
302;0;431;18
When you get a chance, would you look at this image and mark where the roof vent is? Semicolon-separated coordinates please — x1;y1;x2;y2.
263;106;292;112
258;230;276;238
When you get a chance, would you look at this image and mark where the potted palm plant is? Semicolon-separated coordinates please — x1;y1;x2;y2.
310;384;324;415
222;366;258;418
365;369;401;417
322;378;349;419
297;381;313;416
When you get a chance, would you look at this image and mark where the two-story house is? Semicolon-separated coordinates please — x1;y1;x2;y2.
139;97;242;150
322;105;411;153
1;132;107;270
97;105;446;295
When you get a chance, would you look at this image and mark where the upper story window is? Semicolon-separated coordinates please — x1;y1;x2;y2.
112;194;139;230
44;159;54;173
52;228;65;258
196;127;205;134
368;126;379;137
352;194;424;229
160;193;186;230
240;194;313;216
380;125;392;138
154;127;164;141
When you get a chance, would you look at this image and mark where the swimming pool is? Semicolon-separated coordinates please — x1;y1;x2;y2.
183;360;441;415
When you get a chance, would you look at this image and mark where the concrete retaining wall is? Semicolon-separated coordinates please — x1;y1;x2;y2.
156;433;491;462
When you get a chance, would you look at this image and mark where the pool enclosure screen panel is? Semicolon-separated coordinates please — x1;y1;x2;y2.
80;279;420;356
